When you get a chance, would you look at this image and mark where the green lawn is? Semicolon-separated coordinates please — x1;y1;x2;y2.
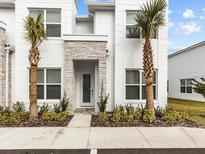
168;98;205;125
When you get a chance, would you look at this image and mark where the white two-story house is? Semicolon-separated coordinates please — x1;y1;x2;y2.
0;0;168;111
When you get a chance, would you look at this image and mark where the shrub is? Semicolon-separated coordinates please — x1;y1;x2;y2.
98;81;109;112
124;112;134;124
119;105;124;113
98;112;108;125
12;101;25;113
60;93;70;112
39;103;51;115
0;105;11;116
133;110;142;120
155;106;166;118
125;105;134;115
53;93;70;113
192;78;205;98
162;109;188;123
42;112;69;122
0;112;28;125
0;115;20;125
143;109;155;123
112;110;122;124
53;104;61;113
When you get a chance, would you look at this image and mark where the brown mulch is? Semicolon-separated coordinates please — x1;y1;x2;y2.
200;115;205;118
0;115;73;127
91;114;203;128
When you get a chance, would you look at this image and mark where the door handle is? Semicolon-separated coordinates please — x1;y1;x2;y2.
91;90;94;97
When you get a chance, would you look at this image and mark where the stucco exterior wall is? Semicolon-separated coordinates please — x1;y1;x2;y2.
114;0;168;107
76;21;93;34
0;8;15;45
94;11;115;110
168;44;205;102
14;0;76;105
0;26;6;106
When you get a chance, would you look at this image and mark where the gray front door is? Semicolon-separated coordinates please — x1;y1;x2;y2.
80;73;94;107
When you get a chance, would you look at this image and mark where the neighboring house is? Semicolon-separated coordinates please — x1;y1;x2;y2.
168;41;205;102
0;0;168;111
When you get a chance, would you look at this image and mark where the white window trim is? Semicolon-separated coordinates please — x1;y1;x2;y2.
180;79;193;94
126;10;141;39
124;68;158;103
28;8;62;38
27;67;63;103
125;10;158;39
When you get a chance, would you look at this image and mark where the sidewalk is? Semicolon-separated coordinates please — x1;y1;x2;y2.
68;115;91;128
0;127;205;150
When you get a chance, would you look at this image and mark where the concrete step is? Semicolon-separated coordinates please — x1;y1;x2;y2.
74;108;95;115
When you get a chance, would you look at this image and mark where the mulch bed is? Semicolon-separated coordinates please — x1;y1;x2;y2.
200;115;205;118
91;114;203;128
0;115;73;127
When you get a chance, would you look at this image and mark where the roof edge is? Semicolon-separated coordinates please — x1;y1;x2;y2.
0;0;15;8
88;1;115;13
168;41;205;58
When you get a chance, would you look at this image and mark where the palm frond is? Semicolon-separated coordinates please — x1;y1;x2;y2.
133;0;167;39
192;78;205;98
24;14;47;48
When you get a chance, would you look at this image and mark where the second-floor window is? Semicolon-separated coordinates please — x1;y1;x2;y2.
29;9;61;37
180;79;193;94
126;10;157;39
126;11;140;38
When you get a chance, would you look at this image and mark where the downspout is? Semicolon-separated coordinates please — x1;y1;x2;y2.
5;44;14;106
5;46;10;106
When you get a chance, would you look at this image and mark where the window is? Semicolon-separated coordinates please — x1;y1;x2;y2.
126;11;140;38
126;69;157;100
29;68;61;100
29;9;61;37
126;11;157;39
180;79;193;93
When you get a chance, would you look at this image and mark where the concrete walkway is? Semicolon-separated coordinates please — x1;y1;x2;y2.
68;115;91;128
0;127;205;150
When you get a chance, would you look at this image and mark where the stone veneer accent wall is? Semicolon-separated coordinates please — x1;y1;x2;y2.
64;41;107;109
0;26;6;106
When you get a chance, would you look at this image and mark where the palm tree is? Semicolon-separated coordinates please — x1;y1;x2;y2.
134;0;167;121
24;14;47;120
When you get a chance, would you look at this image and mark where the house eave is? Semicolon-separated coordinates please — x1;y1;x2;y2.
76;15;94;22
63;34;108;42
0;0;15;9
168;41;205;58
88;2;115;13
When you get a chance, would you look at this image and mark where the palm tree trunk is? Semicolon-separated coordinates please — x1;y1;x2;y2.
29;65;38;120
143;39;154;111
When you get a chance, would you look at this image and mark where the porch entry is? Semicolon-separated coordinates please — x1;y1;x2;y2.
74;60;98;108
